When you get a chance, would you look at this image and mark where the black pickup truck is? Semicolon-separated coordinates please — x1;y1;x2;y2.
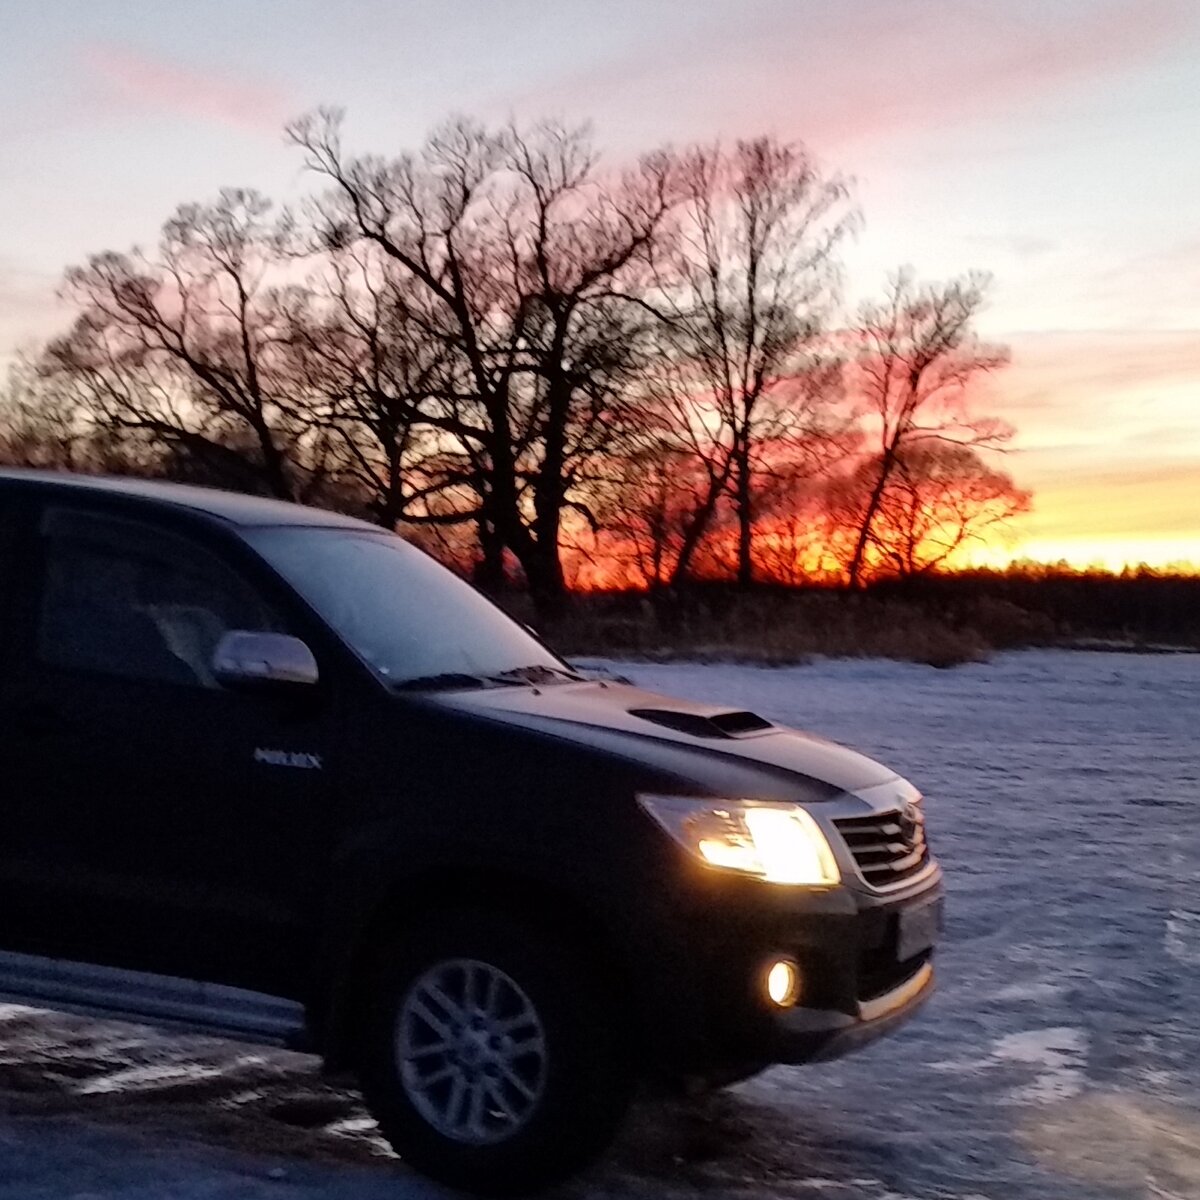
0;469;943;1194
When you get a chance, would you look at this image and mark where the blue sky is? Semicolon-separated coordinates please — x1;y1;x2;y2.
2;0;1197;562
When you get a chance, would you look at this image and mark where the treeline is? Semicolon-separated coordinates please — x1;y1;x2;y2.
877;564;1200;649
541;565;1200;667
0;110;1028;617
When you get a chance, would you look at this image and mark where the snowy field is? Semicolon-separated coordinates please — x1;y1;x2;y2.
0;649;1196;1199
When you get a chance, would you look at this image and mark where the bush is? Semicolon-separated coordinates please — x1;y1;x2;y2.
540;591;995;668
498;570;1200;669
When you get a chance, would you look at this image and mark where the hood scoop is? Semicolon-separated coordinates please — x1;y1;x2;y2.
628;707;774;739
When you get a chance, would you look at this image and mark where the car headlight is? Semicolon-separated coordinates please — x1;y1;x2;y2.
637;794;840;886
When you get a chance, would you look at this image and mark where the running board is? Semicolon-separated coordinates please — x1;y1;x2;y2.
0;949;308;1049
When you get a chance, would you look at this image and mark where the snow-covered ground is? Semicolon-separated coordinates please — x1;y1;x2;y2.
0;650;1196;1199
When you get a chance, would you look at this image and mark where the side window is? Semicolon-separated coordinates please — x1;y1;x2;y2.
37;509;283;689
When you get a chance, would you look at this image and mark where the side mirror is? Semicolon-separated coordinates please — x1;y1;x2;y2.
213;631;319;691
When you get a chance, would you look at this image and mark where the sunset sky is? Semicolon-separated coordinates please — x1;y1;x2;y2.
1;0;1196;567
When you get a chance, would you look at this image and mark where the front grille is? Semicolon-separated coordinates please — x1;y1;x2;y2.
834;805;930;889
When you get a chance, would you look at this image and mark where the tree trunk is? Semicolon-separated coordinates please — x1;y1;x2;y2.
671;499;714;587
734;438;754;589
473;511;506;593
249;414;293;502
524;544;568;621
527;334;572;620
847;446;897;588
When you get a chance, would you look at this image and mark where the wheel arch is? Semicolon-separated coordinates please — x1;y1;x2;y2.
312;864;633;1072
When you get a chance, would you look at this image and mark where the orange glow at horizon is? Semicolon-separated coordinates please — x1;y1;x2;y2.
972;332;1200;574
563;494;1200;590
989;458;1200;574
960;534;1199;574
564;537;1199;592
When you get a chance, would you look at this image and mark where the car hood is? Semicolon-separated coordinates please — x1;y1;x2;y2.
431;679;898;799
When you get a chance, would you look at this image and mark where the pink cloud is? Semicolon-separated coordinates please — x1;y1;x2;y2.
81;44;290;133
800;0;1192;148
991;330;1200;417
497;0;1195;154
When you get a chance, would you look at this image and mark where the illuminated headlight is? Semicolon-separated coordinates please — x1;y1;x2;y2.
637;795;840;886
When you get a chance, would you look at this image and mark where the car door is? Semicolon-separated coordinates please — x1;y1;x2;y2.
0;502;342;997
0;487;37;955
0;489;16;675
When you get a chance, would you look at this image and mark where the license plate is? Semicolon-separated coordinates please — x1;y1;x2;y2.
897;896;943;961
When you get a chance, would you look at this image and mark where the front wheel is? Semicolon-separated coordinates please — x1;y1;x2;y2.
356;909;631;1195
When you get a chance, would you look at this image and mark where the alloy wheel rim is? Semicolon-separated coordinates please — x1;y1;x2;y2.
396;957;548;1145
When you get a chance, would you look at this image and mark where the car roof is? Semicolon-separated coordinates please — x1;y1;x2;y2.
0;468;378;531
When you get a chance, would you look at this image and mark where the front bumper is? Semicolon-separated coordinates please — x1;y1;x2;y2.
635;861;944;1077
772;957;935;1063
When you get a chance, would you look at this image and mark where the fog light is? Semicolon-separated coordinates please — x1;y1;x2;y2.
765;957;800;1007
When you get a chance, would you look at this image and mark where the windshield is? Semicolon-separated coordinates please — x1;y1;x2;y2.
247;527;567;687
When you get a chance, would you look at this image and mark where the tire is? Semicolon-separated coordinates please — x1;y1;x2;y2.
355;907;632;1195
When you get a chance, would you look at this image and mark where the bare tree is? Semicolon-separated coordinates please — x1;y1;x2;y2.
849;442;1030;578
746;449;857;584
591;433;709;590
8;108;1035;613
41;189;304;498
277;244;476;528
287;110;677;615
649;137;853;589
0;360;83;469
845;269;1011;587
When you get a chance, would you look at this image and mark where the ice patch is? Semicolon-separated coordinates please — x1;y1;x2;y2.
929;1053;992;1076
325;1116;379;1136
0;1003;44;1020
76;1060;231;1096
1165;910;1200;965
1020;1090;1200;1197
878;1192;992;1200
930;1027;1090;1104
994;981;1062;1002
994;1027;1088;1104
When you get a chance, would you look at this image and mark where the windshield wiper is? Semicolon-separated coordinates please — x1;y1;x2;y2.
488;663;583;685
392;665;580;692
390;672;521;692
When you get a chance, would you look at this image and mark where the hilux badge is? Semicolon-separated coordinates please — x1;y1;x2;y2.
254;747;323;770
